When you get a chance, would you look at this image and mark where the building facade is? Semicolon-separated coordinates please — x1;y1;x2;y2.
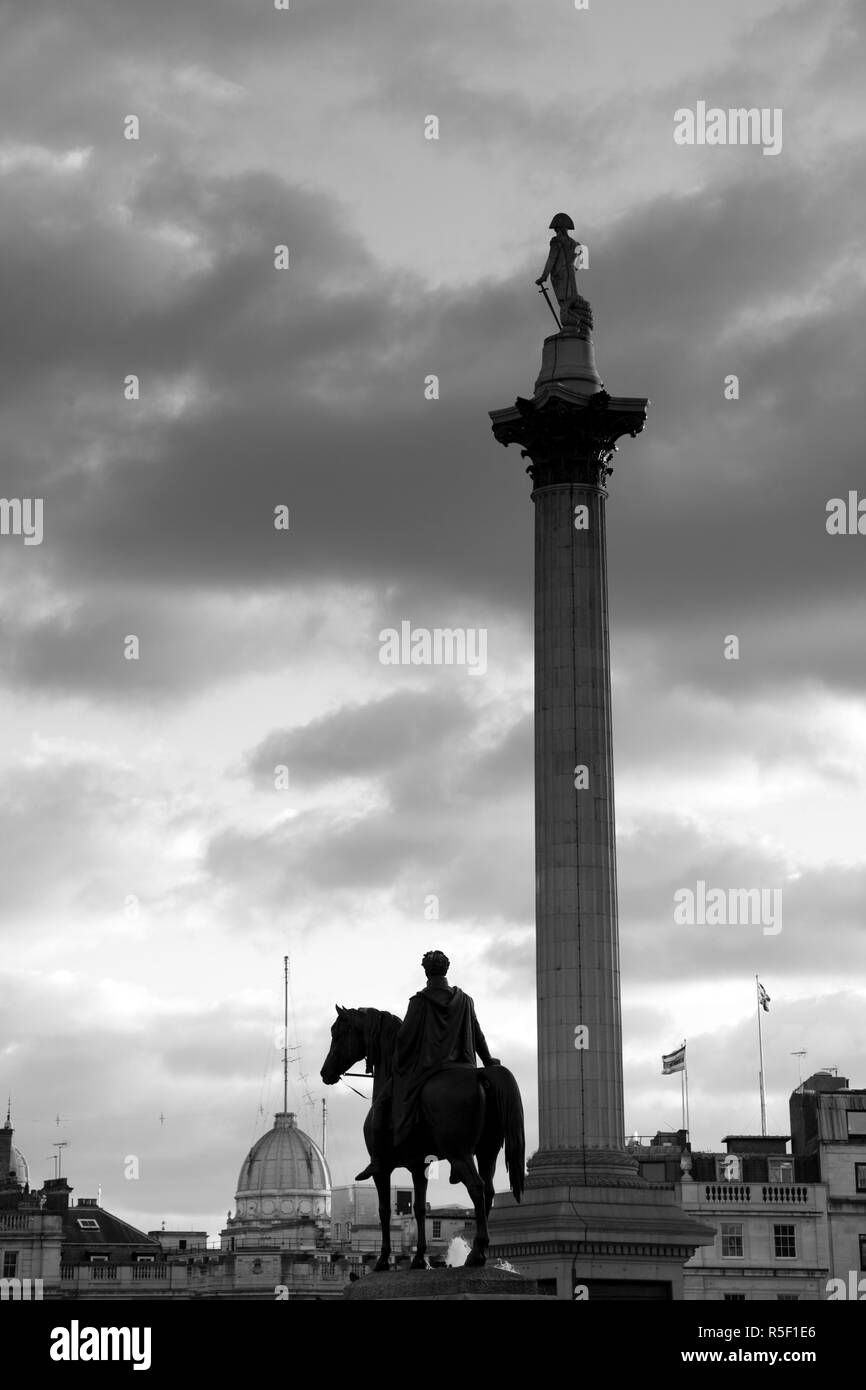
790;1071;866;1294
625;1071;866;1300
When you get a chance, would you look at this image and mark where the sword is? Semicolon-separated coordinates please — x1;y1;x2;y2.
537;282;562;329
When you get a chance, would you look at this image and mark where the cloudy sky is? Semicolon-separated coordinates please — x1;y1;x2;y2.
2;0;865;1239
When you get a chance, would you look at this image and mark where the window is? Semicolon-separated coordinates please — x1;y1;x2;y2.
773;1224;796;1259
641;1162;666;1182
859;1236;866;1272
178;1240;187;1251
724;1293;746;1301
721;1224;744;1258
847;1111;866;1140
431;1220;442;1239
855;1164;866;1193
768;1159;794;1184
88;1255;108;1264
717;1155;741;1181
76;1218;99;1230
777;1294;799;1301
2;1251;18;1278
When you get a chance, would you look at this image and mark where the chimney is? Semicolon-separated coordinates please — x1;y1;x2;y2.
802;1071;849;1093
43;1177;73;1212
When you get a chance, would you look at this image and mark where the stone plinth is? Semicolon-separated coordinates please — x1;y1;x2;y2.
342;1266;545;1300
534;324;603;396
488;1176;715;1299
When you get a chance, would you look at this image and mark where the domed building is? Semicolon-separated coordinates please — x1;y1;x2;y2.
229;1111;330;1241
221;1112;335;1293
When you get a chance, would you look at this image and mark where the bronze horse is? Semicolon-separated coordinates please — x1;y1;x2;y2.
321;1005;525;1270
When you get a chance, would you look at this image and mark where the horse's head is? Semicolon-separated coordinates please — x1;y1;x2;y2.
320;1005;366;1085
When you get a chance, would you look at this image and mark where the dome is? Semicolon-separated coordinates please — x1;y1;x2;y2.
234;1113;330;1223
10;1144;28;1187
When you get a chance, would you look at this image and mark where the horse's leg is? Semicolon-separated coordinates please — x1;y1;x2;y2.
408;1160;428;1270
448;1154;488;1267
475;1141;497;1218
373;1169;393;1272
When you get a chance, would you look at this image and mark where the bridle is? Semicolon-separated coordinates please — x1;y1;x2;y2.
335;1019;372;1097
340;1073;371;1100
332;1011;380;1098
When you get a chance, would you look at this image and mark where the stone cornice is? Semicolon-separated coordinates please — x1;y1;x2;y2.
489;1239;702;1260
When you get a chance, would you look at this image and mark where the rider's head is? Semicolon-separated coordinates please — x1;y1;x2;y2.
421;949;450;980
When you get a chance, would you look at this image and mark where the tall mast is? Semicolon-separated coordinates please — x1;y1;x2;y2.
756;975;767;1137
283;955;289;1114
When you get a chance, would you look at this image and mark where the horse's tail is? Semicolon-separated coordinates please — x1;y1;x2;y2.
481;1065;525;1203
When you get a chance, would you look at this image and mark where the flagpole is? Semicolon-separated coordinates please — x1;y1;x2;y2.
756;975;767;1136
683;1038;690;1139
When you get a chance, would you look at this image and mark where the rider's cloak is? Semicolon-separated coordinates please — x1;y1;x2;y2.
391;983;492;1147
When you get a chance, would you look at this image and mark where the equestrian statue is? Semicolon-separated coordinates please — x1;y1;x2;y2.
320;949;525;1270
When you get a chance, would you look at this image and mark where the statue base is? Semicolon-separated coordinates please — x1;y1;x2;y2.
534;323;603;395
487;1154;715;1300
342;1266;546;1300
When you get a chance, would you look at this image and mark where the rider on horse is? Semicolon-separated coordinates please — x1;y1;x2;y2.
355;949;499;1180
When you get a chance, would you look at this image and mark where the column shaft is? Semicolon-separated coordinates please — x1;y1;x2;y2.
533;479;624;1152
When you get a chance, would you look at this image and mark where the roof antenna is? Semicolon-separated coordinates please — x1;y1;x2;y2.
283;955;289;1115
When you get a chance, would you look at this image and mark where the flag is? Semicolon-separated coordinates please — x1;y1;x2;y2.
662;1043;686;1074
758;981;771;1012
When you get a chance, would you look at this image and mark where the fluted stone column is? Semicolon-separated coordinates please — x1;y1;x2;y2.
534;471;623;1156
491;308;648;1185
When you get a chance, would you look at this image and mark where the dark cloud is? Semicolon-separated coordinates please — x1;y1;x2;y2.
619;818;866;983
210;691;535;927
2;136;863;703
245;689;477;785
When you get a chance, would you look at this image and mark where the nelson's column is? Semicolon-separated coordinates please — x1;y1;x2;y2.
487;214;712;1299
